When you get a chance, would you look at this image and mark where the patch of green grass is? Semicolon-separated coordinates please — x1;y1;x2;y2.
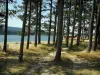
73;69;100;75
71;51;100;60
0;44;55;75
68;42;88;51
0;42;100;75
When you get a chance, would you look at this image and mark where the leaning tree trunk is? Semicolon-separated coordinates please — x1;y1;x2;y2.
88;0;95;52
38;0;42;44
93;3;100;51
66;0;71;47
19;0;28;62
48;0;52;44
26;0;32;49
3;0;8;52
70;0;76;49
54;0;64;62
76;0;83;46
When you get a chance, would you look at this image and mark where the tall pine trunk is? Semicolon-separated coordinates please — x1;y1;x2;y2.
88;0;95;52
3;0;8;52
54;0;64;62
98;28;100;45
38;0;42;44
26;0;32;49
97;12;100;45
48;0;52;44
34;0;38;47
82;10;86;41
19;0;28;62
53;6;57;44
70;0;76;49
98;29;100;45
76;0;83;46
66;0;71;47
93;3;100;51
54;3;59;48
54;21;58;48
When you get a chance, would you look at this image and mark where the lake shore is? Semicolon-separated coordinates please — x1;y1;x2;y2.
0;41;53;50
0;41;51;44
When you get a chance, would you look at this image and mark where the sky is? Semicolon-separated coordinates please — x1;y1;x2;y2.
8;0;22;28
8;17;22;28
8;0;53;28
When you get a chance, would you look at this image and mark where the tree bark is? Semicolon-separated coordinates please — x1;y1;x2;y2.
98;29;100;45
34;0;38;47
66;0;71;47
26;0;32;49
48;0;52;44
19;0;28;62
54;0;64;62
97;14;100;45
38;0;42;44
82;10;86;41
88;0;95;52
54;22;58;48
3;0;8;52
70;0;76;49
53;6;57;44
76;0;83;46
93;3;100;51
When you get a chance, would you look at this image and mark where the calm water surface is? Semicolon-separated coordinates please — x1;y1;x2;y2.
0;35;53;42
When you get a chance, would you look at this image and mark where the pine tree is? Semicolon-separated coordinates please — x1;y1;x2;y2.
26;0;32;49
48;0;52;44
88;0;95;52
19;0;28;62
3;0;8;52
54;0;64;62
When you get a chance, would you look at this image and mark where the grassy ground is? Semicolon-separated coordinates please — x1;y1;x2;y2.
0;41;100;75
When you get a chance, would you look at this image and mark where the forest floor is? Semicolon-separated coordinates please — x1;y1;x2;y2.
0;41;100;75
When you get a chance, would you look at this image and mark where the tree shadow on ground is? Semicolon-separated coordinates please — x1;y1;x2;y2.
41;44;54;47
67;43;88;52
0;58;28;75
0;49;41;75
97;45;100;50
6;49;19;56
86;58;100;70
30;58;74;75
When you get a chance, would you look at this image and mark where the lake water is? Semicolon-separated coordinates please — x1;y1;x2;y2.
0;35;53;42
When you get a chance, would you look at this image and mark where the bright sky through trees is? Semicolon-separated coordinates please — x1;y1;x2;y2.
8;0;52;28
8;0;22;28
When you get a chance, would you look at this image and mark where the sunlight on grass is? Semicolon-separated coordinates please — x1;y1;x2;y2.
71;51;100;60
0;42;100;75
8;65;26;74
0;43;56;75
0;52;6;57
73;69;100;75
